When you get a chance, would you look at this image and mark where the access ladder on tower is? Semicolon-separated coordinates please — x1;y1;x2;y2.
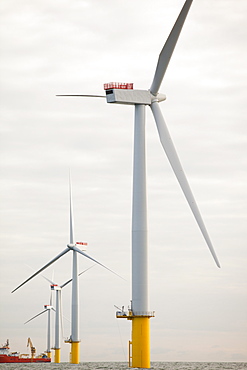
128;340;132;367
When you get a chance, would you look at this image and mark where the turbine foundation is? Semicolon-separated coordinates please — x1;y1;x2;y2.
54;348;60;363
116;309;154;368
131;317;150;368
71;341;80;364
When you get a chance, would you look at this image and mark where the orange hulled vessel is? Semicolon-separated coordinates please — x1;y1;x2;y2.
0;339;51;363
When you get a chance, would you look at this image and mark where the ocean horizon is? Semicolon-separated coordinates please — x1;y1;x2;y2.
0;362;247;370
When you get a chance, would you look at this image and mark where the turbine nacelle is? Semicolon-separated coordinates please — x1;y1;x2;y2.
105;85;166;106
44;304;53;309
51;285;61;291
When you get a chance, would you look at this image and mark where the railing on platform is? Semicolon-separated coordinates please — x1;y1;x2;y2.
104;82;134;90
116;310;155;318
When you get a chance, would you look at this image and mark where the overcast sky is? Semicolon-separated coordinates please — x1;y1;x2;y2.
0;0;246;364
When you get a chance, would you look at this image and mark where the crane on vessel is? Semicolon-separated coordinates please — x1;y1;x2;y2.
27;338;36;359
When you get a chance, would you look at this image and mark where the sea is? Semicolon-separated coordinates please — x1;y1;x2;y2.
0;363;246;370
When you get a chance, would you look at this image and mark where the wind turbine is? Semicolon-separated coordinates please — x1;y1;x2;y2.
24;297;54;359
42;266;94;363
12;179;122;364
46;277;69;363
57;0;221;368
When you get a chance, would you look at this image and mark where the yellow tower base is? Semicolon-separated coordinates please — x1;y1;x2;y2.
46;351;51;359
131;317;150;368
116;309;154;369
54;348;60;363
71;341;80;364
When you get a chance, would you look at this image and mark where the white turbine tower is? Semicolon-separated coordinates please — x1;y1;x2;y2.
24;298;54;359
52;284;62;362
57;0;220;368
12;179;121;364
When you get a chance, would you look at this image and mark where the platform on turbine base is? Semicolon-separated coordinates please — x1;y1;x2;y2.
116;310;155;319
64;338;81;344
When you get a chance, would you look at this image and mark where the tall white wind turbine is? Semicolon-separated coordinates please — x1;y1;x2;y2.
58;0;220;367
24;296;54;359
12;180;122;364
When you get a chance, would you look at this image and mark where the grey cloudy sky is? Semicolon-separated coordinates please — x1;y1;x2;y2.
0;0;246;363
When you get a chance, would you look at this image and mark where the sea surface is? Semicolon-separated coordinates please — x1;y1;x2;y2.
0;363;246;370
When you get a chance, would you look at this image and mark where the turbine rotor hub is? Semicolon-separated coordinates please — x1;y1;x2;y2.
152;92;166;103
67;243;75;249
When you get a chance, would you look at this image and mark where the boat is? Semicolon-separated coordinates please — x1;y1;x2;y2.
0;339;51;363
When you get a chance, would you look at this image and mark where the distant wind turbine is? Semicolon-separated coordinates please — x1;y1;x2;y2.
57;0;221;368
24;295;54;359
12;179;122;364
41;266;94;363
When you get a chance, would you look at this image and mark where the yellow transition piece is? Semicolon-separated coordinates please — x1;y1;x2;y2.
54;348;60;363
71;342;80;364
131;317;150;368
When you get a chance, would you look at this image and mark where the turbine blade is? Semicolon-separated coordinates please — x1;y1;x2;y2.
60;265;95;288
60;278;72;289
69;173;74;245
150;102;220;268
78;264;96;277
72;245;126;280
41;274;56;285
150;0;193;95
11;248;70;293
27;265;56;286
56;94;105;98
24;309;47;324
